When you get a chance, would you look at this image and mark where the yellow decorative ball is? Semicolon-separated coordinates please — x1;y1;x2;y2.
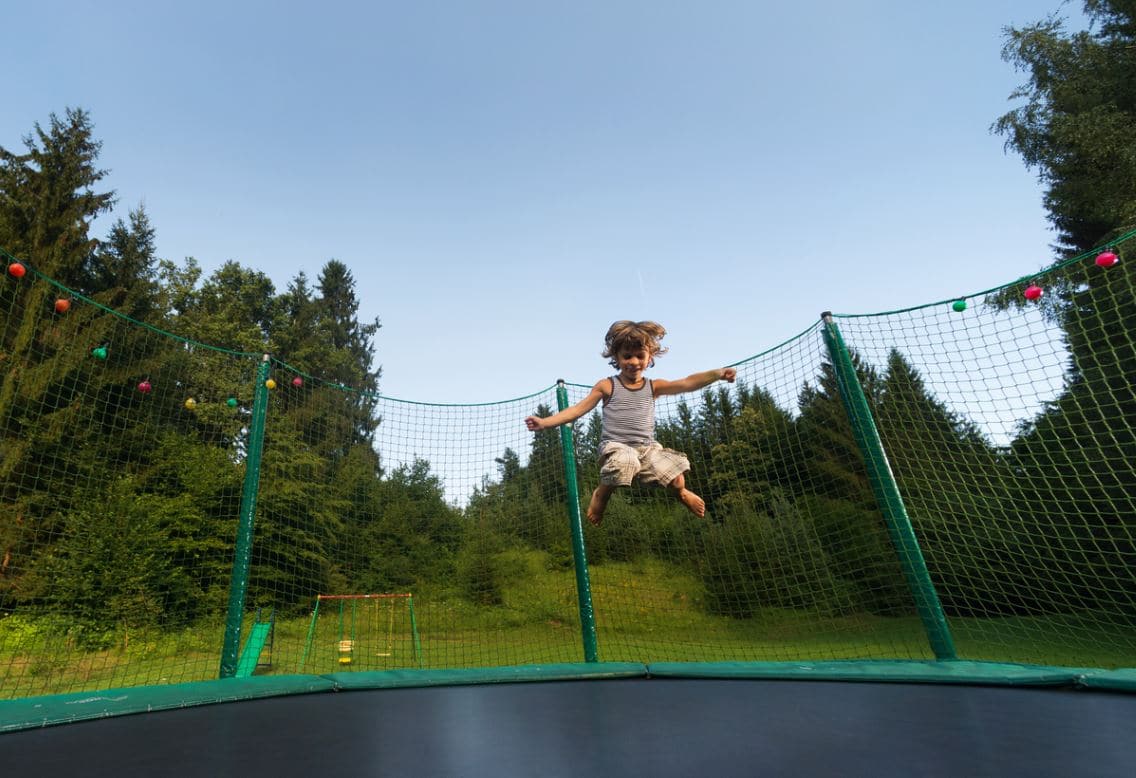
184;398;197;410
265;378;277;390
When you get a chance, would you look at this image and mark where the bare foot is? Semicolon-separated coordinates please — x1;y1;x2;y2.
675;488;706;518
587;486;613;526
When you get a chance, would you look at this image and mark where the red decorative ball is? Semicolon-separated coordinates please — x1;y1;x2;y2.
138;380;152;393
8;262;26;278
292;376;303;388
1024;284;1044;301
1095;251;1119;268
54;298;71;314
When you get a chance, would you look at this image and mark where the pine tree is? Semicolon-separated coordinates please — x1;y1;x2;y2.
876;348;1001;512
83;207;162;318
793;354;912;614
527;402;567;506
313;260;381;445
0;109;115;606
875;349;1024;616
705;383;795;516
0;108;114;281
794;357;879;508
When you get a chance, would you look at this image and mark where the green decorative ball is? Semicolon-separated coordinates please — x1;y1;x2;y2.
951;300;967;313
92;346;108;360
227;397;238;408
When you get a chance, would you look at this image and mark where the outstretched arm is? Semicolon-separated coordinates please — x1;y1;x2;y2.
653;367;736;397
525;381;607;431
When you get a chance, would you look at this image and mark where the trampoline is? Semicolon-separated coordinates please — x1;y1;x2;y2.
3;248;1136;777
4;676;1136;777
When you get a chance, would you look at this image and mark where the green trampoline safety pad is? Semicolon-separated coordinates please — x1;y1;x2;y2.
4;660;1133;735
0;675;336;733
645;660;1111;687
327;662;648;690
0;664;648;733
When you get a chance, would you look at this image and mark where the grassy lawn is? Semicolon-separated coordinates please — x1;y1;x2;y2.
2;551;1134;699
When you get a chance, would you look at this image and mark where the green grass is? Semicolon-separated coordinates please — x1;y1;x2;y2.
2;550;1135;699
0;616;226;698
951;613;1136;668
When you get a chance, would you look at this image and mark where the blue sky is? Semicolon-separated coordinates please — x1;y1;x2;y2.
4;1;1085;404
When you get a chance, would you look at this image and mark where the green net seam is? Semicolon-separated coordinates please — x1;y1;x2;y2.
832;229;1136;319
0;246;261;359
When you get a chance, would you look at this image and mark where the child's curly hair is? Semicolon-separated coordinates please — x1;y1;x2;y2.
602;320;668;368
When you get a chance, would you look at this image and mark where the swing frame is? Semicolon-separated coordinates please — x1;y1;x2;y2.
297;593;422;671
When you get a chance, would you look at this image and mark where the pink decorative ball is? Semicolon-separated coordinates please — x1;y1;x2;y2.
138;380;152;393
1024;284;1044;301
1095;251;1119;268
292;376;303;388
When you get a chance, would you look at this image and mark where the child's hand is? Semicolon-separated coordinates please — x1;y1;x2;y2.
722;368;737;383
524;416;544;431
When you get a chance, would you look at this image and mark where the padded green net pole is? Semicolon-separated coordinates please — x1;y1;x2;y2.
557;379;599;662
408;595;422;668
821;314;956;660
297;598;322;672
218;354;272;678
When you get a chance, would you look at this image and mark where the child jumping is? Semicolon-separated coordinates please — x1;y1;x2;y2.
525;320;736;526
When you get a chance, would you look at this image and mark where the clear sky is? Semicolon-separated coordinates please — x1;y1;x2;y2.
4;1;1085;404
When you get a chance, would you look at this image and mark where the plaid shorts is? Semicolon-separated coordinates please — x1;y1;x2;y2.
598;441;690;488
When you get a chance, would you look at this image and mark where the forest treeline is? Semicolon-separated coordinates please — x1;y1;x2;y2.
0;109;464;645
2;1;1134;646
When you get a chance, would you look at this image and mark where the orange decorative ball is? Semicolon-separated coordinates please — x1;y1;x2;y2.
54;298;71;314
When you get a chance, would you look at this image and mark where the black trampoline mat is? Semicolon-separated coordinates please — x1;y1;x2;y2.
3;678;1135;777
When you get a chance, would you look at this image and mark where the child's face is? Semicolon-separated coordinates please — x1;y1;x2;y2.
616;347;653;383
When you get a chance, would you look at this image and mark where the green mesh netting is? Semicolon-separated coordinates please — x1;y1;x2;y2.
833;241;1136;667
0;260;255;695
1;235;1133;707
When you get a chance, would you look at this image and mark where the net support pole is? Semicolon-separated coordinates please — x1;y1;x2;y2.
820;314;957;660
219;353;273;678
297;597;323;672
556;380;599;662
408;595;422;667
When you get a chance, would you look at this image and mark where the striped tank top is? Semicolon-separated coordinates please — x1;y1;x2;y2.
599;376;655;448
